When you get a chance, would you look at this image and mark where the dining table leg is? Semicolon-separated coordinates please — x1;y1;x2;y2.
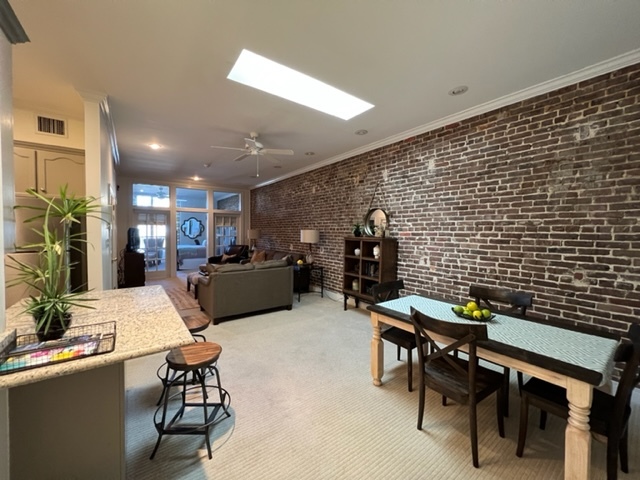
564;378;593;480
370;313;384;386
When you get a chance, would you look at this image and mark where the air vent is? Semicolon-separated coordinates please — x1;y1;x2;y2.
36;115;67;137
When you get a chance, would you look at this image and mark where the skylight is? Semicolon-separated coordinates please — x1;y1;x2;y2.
227;49;374;121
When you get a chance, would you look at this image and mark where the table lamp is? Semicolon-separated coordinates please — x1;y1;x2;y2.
300;229;320;264
248;229;260;251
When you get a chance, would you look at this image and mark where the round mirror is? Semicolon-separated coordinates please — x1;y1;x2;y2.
363;208;389;236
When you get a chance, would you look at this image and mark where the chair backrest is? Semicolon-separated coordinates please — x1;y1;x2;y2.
469;285;533;316
410;307;488;389
611;324;640;430
371;279;405;304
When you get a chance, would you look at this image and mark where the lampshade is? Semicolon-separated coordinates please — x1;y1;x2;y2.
300;229;320;244
248;229;261;240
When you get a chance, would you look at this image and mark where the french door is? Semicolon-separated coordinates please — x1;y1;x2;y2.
135;210;169;279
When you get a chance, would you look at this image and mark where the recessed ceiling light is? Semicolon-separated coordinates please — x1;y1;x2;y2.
149;143;162;150
448;85;469;96
305;152;315;156
192;175;201;181
203;162;212;168
227;49;374;120
355;129;368;135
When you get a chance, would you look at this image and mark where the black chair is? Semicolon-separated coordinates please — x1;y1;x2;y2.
372;280;422;391
469;285;534;416
410;307;505;468
516;324;640;480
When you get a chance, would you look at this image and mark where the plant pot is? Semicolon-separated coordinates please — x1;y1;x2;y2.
353;228;362;237
35;313;72;342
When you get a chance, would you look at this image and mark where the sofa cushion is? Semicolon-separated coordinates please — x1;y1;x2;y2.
254;259;289;270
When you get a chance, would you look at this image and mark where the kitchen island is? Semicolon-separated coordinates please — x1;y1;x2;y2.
1;285;194;479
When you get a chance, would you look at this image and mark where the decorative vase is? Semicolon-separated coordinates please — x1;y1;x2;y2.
352;279;360;291
373;244;380;259
354;248;361;256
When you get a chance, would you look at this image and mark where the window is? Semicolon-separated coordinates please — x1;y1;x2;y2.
176;187;207;209
213;191;241;211
132;183;170;208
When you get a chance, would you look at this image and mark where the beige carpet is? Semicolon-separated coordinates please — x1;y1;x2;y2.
164;286;199;311
124;292;639;480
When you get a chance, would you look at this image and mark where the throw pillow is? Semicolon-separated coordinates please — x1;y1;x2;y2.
250;250;266;263
221;253;237;263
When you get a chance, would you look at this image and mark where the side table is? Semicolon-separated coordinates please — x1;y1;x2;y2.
293;264;324;302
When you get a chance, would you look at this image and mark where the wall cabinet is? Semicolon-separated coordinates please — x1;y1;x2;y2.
14;144;85;196
343;236;397;310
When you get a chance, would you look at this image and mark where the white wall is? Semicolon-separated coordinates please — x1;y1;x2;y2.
0;26;13;480
13;105;84;148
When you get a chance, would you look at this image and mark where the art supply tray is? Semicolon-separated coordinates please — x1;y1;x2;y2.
0;321;116;375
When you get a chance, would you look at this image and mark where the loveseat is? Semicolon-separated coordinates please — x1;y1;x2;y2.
197;259;294;324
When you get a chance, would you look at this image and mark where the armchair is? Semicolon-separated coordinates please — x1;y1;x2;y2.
144;237;165;267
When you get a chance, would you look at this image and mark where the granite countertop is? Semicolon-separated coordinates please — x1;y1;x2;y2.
0;285;194;389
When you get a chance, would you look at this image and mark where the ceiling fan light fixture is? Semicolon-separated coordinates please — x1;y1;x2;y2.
227;49;374;121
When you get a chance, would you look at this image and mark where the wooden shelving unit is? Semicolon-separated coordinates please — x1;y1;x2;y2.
342;236;397;310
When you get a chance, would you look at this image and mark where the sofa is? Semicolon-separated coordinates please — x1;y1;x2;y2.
197;259;294;324
207;244;249;265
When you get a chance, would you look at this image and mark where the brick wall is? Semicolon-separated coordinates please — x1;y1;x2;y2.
251;63;640;333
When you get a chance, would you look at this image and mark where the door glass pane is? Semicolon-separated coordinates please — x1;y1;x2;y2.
136;211;168;274
133;183;170;208
177;211;208;270
213;192;240;211
214;215;238;256
176;188;207;209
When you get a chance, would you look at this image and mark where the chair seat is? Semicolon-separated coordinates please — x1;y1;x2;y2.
166;342;222;371
425;355;505;404
521;377;632;436
381;327;417;349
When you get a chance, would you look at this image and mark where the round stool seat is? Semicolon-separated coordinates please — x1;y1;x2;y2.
182;314;210;335
166;342;222;372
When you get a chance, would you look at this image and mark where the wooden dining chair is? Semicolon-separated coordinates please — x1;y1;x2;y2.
372;280;423;392
469;284;534;416
516;323;640;480
410;307;505;468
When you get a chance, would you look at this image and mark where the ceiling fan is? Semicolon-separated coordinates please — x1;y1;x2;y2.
210;132;294;176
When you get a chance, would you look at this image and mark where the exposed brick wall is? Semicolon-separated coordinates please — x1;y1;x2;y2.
251;63;640;334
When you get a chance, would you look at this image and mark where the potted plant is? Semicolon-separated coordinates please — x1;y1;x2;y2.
6;185;105;340
352;222;363;237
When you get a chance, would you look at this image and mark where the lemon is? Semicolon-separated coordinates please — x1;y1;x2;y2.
453;305;464;314
473;310;483;320
466;301;479;312
481;309;492;319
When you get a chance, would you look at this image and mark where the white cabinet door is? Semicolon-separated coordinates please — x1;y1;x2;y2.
13;146;37;193
36;149;85;196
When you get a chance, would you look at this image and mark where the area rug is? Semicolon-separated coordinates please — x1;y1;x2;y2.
164;286;198;311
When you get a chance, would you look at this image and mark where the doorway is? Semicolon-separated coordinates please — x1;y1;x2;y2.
135;210;169;279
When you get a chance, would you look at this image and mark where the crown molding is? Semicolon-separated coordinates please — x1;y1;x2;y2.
0;0;28;44
255;48;640;189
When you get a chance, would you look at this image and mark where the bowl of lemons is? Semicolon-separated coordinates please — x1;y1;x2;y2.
451;301;495;322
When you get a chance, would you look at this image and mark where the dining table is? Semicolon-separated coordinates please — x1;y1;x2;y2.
368;294;621;480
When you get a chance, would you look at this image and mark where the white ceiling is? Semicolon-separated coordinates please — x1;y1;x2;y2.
9;1;640;189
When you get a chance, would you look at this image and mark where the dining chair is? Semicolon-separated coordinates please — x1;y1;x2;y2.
410;307;505;468
372;280;424;391
516;323;640;480
469;284;534;416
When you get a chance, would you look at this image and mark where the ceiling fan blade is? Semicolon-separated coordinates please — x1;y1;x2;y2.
233;153;250;162
262;148;294;156
211;145;247;152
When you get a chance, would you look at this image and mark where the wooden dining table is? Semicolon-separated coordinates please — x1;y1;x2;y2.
368;295;621;480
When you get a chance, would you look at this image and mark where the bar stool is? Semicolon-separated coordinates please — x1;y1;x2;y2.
156;314;211;405
150;342;231;460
